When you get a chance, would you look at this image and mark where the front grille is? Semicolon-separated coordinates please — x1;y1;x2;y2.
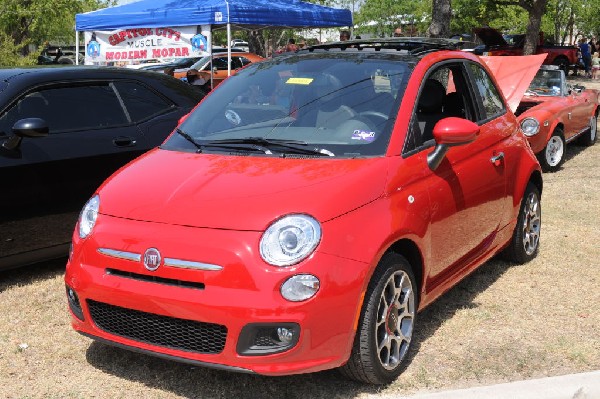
87;300;227;354
106;268;205;290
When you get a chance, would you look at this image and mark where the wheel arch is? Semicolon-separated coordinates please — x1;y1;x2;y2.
384;239;424;306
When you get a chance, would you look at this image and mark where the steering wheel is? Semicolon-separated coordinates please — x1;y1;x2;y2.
358;110;388;120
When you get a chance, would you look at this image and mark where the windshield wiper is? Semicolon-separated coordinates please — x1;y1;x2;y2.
176;128;203;151
202;137;335;157
524;90;539;97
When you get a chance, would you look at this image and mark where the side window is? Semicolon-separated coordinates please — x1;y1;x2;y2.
404;62;475;154
213;57;243;70
113;81;173;123
468;63;505;120
231;57;244;69
239;57;253;67
0;84;127;134
213;57;229;70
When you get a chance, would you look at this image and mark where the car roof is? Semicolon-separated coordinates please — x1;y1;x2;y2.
296;37;465;57
0;66;171;81
0;66;185;95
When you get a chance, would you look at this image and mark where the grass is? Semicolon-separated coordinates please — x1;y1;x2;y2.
1;120;599;399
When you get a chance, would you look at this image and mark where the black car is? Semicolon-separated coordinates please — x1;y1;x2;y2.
0;67;204;270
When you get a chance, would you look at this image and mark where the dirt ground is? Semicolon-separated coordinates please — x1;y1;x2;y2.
1;78;599;399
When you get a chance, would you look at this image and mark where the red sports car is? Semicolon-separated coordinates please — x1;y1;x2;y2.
515;66;599;171
66;38;542;384
483;58;599;172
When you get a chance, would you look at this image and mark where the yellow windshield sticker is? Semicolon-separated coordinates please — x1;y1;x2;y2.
286;77;314;85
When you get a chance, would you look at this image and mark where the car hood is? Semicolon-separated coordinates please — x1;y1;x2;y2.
480;54;547;113
97;149;389;230
474;27;508;47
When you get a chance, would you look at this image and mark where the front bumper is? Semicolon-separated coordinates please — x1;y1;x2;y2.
65;214;370;376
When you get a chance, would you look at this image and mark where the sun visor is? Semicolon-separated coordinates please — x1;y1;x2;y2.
480;54;547;114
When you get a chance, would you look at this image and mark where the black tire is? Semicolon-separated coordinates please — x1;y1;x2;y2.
58;57;74;65
501;183;541;264
538;128;566;172
340;253;417;384
578;115;598;146
552;56;569;73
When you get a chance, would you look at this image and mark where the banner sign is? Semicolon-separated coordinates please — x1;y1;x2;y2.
84;26;209;65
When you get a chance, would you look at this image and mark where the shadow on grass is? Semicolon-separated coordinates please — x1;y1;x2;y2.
85;341;374;399
563;140;593;164
0;257;66;293
83;256;518;398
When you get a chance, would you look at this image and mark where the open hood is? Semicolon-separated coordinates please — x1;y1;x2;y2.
474;27;508;47
480;54;547;113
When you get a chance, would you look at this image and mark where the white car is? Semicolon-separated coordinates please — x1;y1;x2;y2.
230;39;250;52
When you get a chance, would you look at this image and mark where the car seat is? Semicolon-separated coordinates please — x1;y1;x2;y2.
416;79;446;142
443;92;466;118
295;73;357;130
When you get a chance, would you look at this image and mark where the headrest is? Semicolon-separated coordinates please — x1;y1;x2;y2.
418;79;445;113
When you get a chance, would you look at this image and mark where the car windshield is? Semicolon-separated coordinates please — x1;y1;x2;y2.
526;69;563;96
163;52;412;158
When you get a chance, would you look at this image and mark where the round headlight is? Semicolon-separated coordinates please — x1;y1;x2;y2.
520;117;540;136
260;214;321;266
78;195;100;239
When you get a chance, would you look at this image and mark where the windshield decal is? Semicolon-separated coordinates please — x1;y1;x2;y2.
286;77;314;85
352;130;376;143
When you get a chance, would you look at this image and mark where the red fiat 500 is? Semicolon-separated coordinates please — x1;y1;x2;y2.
66;38;542;384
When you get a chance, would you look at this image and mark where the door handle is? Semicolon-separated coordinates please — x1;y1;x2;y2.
490;152;504;166
113;136;137;147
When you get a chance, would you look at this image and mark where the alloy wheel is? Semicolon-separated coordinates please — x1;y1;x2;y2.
375;270;415;370
522;191;541;256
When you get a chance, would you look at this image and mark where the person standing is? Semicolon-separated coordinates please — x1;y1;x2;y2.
592;52;600;79
393;27;403;37
579;38;592;78
339;30;350;41
285;38;298;52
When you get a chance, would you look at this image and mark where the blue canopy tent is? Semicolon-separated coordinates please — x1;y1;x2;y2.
75;0;352;31
75;0;352;76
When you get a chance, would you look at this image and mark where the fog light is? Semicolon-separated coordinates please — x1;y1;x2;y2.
66;285;84;321
276;327;294;346
280;274;320;302
237;323;300;355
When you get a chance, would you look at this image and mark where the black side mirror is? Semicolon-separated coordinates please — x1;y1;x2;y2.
2;118;49;150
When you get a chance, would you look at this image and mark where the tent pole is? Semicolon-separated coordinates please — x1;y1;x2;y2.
75;31;79;65
227;23;231;77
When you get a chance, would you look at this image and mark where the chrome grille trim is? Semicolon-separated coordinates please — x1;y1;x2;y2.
98;248;141;262
97;248;223;271
164;258;223;271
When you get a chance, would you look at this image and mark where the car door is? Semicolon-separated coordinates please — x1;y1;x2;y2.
0;80;147;267
412;61;511;284
565;89;594;139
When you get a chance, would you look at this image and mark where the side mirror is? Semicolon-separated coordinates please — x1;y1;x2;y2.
2;118;49;150
13;117;49;138
427;117;479;170
213;66;218;73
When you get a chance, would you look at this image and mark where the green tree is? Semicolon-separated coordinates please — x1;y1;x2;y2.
354;0;429;37
0;0;113;65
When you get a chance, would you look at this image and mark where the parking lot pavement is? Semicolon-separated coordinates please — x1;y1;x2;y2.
365;370;600;399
